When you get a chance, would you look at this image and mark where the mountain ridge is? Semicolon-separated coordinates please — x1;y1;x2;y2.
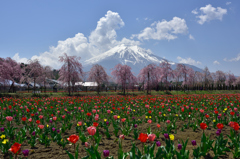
83;44;203;75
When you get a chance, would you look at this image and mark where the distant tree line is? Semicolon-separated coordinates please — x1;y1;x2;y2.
0;54;240;95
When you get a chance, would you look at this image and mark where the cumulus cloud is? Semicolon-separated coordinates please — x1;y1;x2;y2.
189;34;195;40
12;53;29;64
226;2;231;5
89;10;125;52
177;56;202;65
224;53;240;62
191;9;198;15
213;60;220;65
14;11;140;68
192;4;227;25
132;17;188;41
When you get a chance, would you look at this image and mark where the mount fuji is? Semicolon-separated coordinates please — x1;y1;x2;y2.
83;44;203;76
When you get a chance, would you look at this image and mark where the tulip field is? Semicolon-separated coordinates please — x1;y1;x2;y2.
1;94;240;159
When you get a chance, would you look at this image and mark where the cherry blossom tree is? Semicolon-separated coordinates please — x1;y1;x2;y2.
138;64;159;94
225;72;236;89
158;61;174;91
26;59;43;94
214;70;226;89
58;53;84;95
88;64;108;94
173;64;184;90
38;66;53;93
202;67;212;89
0;57;22;92
185;67;195;88
111;64;136;95
234;76;240;87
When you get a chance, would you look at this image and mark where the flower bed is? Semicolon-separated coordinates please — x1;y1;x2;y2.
0;94;240;158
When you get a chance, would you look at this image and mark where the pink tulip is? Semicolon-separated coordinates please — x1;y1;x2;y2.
234;108;238;112
38;109;42;112
85;142;90;147
81;110;84;112
147;119;152;124
28;118;32;122
39;115;43;119
166;120;170;124
168;109;171;112
6;116;13;121
78;121;82;126
121;118;126;122
38;125;44;129
159;112;162;115
87;126;96;136
145;105;149;109
107;110;111;114
148;134;156;142
191;107;194;110
62;115;66;119
94;116;99;121
78;107;81;110
200;109;204;113
113;115;118;120
92;109;96;114
53;117;57;121
119;135;125;139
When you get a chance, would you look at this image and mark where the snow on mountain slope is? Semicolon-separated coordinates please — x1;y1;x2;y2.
83;44;201;75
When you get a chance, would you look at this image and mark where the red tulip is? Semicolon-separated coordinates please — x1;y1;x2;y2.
138;133;148;143
93;122;99;127
36;120;40;124
200;123;207;130
216;123;224;130
22;117;27;122
9;143;21;154
87;126;96;136
67;134;79;144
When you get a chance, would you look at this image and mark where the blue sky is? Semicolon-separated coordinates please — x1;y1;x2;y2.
0;0;239;75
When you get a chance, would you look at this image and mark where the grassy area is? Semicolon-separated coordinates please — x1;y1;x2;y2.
1;90;240;98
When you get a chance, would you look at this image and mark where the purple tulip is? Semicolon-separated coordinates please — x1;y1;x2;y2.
22;149;29;157
103;150;109;157
191;140;196;146
134;124;138;128
32;131;36;136
216;130;221;136
106;121;109;125
49;120;53;123
0;127;4;132
156;141;161;147
164;133;169;139
57;129;60;133
52;127;56;131
178;144;182;150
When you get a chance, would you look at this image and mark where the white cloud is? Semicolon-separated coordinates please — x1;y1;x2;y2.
132;17;188;41
213;60;220;65
194;4;227;25
14;10;140;69
189;34;195;40
12;53;29;64
226;2;231;5
89;10;125;52
177;56;202;65
191;9;198;15
224;53;240;62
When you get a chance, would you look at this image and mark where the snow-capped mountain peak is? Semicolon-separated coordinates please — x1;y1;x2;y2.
83;44;201;75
